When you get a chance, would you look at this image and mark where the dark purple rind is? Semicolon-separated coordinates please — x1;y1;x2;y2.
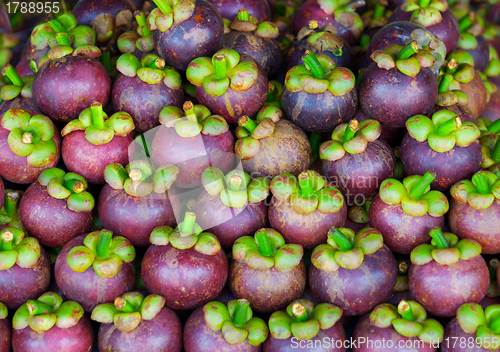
0;319;10;352
309;245;397;316
409;255;489;317
54;234;135;312
142;243;228;310
352;105;403;147
465;35;490;73
207;0;271;21
229;259;306;313
368;195;444;254
385;290;414;306
481;89;500;122
441;318;489;352
460;71;487;120
73;0;136;27
0;177;3;209
0;97;38;116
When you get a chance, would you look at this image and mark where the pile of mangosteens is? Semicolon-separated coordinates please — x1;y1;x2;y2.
1;0;500;350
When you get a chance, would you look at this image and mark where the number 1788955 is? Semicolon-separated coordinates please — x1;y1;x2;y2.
5;2;60;14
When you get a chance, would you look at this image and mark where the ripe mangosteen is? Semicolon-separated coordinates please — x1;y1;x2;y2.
230;228;306;313
98;161;179;246
0;227;50;309
19;168;94;247
386;259;414;306
12;292;93;352
92;292;183;352
54;230;136;312
0;190;23;231
344;203;370;233
117;10;155;56
0;64;37;113
309;227;397;316
268;170;347;249
184;299;269;351
186;49;268;124
409;227;489;317
0;303;10;352
207;0;271;22
455;13;490;72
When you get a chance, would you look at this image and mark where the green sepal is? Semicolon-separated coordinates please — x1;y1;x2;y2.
392;318;422;337
370;304;400;328
204;301;231;330
114;312;142;332
268;310;293;339
139;294;165;320
311;303;343;330
56;301;84;328
418;319;444;344
456;303;486;334
91;303;119;324
291;319;320;340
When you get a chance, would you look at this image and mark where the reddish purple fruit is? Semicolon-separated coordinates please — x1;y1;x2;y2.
0;303;10;352
207;0;271;21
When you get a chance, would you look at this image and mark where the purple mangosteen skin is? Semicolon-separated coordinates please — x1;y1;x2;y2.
207;0;271;21
0;112;61;184
151;126;234;189
195;54;268;124
73;0;136;27
460;72;487;120
352;314;437;352
385;290;414;306
400;134;482;192
183;306;260;352
449;199;500;255
268;196;347;249
98;184;179;247
154;0;224;71
111;74;184;133
428;104;476;124
441;318;492;352
0;319;10;352
19;181;93;248
98;307;183;352
322;139;395;205
353;106;403;146
32;56;111;123
0;177;3;209
309;245;397;316
409;255;489;317
482;90;500;122
343;217;369;233
0;97;38;116
359;63;438;128
263;323;346;352
142;243;229;310
282;88;358;133
54;234;135;312
62;131;133;184
229;259;307;313
12;314;94;352
368;194;444;254
195;192;268;248
0;247;50;310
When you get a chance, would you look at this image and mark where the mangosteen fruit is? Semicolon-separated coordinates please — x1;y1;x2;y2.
0;303;10;352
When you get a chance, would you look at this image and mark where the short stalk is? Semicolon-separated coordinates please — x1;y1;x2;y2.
99;51;112;72
397;41;419;60
308;20;319;29
182;101;198;123
491;138;500;163
398;301;414;321
398;260;409;275
227;175;243;192
459;13;474;32
238;116;258;133
134;10;152;37
2;64;24;87
418;0;431;7
114;297;136;313
328;228;352;251
1;230;14;251
4;192;20;217
343;119;359;143
96;231;113;259
232;300;250;328
488;119;500;135
472;172;490;194
408;171;436;200
181;212;196;235
292;302;309;322
148;58;165;69
310;132;322;163
152;0;173;14
237;8;249;21
429;227;449;249
55;32;71;46
21;132;32;144
255;229;273;257
91;102;106;130
302;50;325;79
438;74;454;93
140;134;150;158
27;300;54;315
267;83;276;101
436;117;461;136
360;35;370;48
298;172;314;197
373;3;385;19
213;54;228;78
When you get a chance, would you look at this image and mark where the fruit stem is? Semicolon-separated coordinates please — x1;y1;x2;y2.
309;20;319;29
429;227;449;249
148;57;165;69
490;316;500;334
472;172;490;194
91;102;106;130
491;138;500;162
292;302;309;322
418;0;431;8
360;35;370;48
237;8;249;21
55;32;71;46
182;101;198;123
396;41;419;60
398;301;414;321
227;174;243;192
302;50;325;79
21;132;32;144
437;116;461;136
298;172;314;197
239;116;258;133
255;229;274;257
408;171;436;200
140;134;150;158
4;192;20;217
114;297;136;313
373;3;385;19
488;119;500;134
96;230;113;259
134;10;152;37
27;300;54;315
459;13;474;32
328;228;352;251
343;119;359;143
152;0;173;14
1;230;14;251
438;74;454;93
310;132;322;163
213;54;228;78
181;212;196;236
48;18;64;33
99;50;112;72
232;299;250;328
398;260;409;275
2;64;24;87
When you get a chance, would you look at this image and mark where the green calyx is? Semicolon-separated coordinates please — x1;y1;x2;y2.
0;32;20;68
67;230;135;278
443;51;476;84
269;299;343;340
395;260;410;292
1;64;33;101
411;227;482;266
116;53;182;90
361;3;391;30
204;299;269;346
104;161;179;197
38;168;94;213
369;301;444;344
30;13;78;51
347;203;370;224
378;172;449;217
228;9;280;39
42;25;100;63
61;102;135;145
315;0;364;40
12;292;84;332
450;170;500;210
1;108;57;168
311;227;383;271
479;119;500;170
455;303;500;350
233;228;303;272
435;73;469;107
320;119;381;160
370;41;433;77
92;292;165;332
117;10;155;54
159;101;229;138
295;23;343;55
0;190;22;227
0;227;41;270
406;110;480;153
400;0;447;27
201;167;270;207
149;215;222;255
285;51;355;95
270;170;344;215
266;81;284;108
186;49;260;98
147;0;196;32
